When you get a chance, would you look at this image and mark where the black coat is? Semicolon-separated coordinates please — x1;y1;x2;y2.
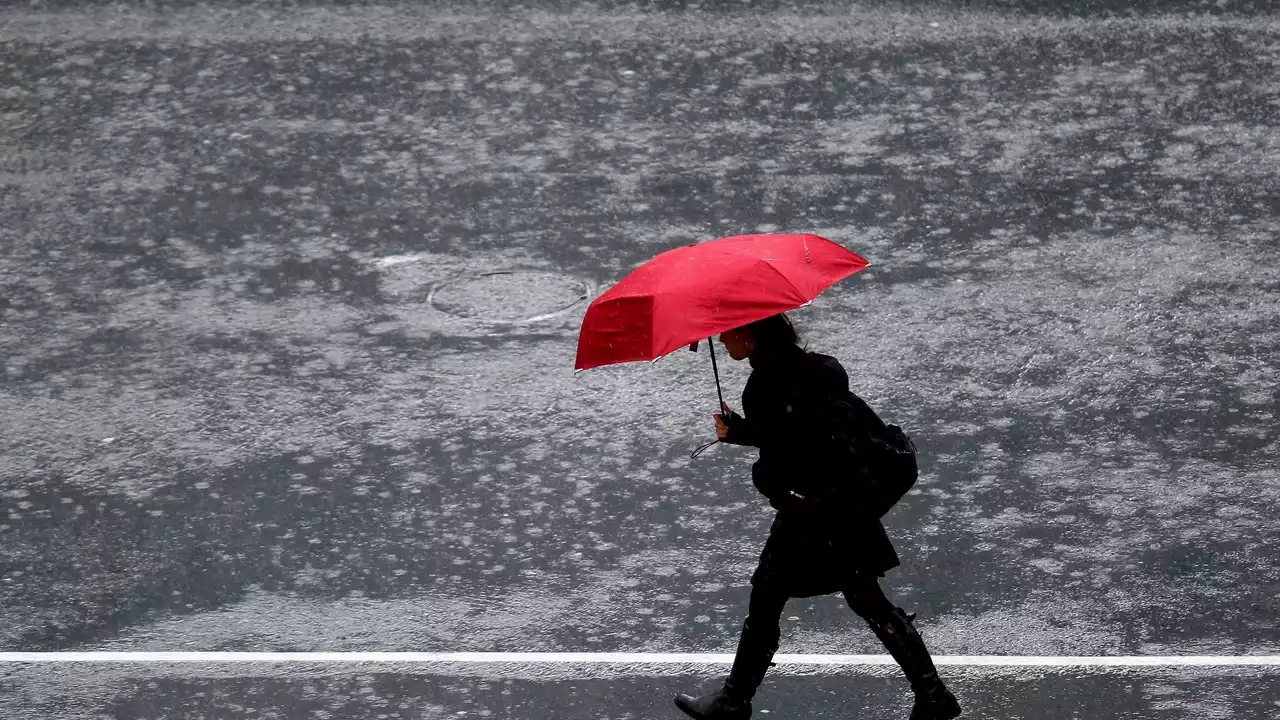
722;343;900;597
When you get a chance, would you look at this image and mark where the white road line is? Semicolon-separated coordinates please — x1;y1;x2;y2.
1;653;1278;667
373;254;435;268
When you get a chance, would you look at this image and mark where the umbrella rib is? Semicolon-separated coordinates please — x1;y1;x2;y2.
757;258;808;307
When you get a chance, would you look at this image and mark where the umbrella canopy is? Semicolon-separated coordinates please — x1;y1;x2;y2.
574;233;869;372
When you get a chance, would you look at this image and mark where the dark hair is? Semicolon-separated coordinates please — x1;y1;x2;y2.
747;313;801;352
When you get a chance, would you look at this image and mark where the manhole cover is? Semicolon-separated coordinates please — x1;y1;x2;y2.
429;270;590;324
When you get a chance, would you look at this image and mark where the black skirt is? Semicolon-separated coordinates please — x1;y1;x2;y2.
750;510;901;598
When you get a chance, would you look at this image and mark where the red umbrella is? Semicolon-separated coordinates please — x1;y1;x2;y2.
574;233;869;408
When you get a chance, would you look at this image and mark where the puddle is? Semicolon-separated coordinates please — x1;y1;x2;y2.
428;271;592;325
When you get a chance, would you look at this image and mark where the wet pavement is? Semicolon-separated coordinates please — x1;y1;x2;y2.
3;662;1280;719
2;0;1279;717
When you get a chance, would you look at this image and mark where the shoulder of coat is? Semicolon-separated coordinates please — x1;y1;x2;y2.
806;352;849;384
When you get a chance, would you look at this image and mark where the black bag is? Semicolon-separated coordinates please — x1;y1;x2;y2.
825;392;920;518
861;422;919;517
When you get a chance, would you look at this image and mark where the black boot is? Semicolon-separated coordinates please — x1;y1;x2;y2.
673;687;752;720
867;608;961;720
674;618;778;720
908;681;962;720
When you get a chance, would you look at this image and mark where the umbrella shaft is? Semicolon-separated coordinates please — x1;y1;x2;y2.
708;339;726;412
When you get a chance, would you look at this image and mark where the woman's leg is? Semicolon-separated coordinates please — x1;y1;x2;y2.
675;580;789;719
725;581;789;698
843;575;961;720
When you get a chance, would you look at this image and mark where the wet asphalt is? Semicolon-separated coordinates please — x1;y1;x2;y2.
4;663;1280;719
1;0;1279;718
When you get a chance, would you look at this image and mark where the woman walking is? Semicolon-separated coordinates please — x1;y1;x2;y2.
674;313;961;720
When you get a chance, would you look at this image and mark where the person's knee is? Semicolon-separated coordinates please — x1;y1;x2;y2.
741;615;781;648
844;581;894;622
844;590;877;620
747;584;787;617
